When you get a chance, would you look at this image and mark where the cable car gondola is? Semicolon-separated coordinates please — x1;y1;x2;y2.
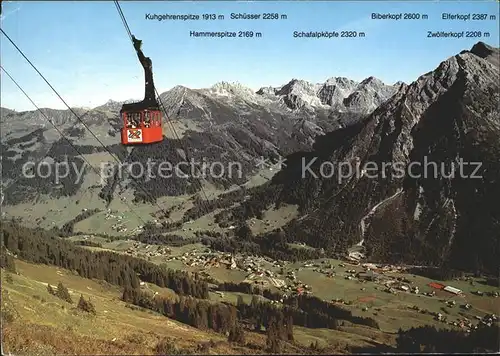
121;35;163;145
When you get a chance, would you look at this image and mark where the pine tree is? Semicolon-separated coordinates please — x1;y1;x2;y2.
266;318;282;354
310;340;320;351
77;294;96;314
0;250;16;272
250;295;262;331
196;303;209;330
236;295;245;308
164;299;174;317
285;314;294;341
254;315;262;331
236;223;253;240
228;324;246;344
250;295;260;308
122;286;136;303
208;304;218;331
56;282;73;303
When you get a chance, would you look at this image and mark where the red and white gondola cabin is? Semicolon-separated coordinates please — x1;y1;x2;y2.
120;105;163;144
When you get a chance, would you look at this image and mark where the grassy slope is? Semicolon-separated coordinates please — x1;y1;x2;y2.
1;260;268;355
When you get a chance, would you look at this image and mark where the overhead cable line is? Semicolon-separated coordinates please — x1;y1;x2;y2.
0;28;174;220
0;65;150;227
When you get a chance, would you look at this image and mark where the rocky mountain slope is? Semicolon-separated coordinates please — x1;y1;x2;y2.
248;42;499;274
261;76;400;114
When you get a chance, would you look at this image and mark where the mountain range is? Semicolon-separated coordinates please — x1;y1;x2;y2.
1;73;399;204
1;41;498;275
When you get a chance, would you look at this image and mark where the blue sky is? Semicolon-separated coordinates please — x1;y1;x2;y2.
1;0;498;111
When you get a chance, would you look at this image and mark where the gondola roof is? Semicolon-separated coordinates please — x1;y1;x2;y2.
120;99;160;112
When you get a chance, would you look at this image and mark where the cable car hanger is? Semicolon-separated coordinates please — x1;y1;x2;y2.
120;33;163;144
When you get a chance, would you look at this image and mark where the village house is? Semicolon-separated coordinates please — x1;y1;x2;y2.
443;286;462;295
357;270;380;281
